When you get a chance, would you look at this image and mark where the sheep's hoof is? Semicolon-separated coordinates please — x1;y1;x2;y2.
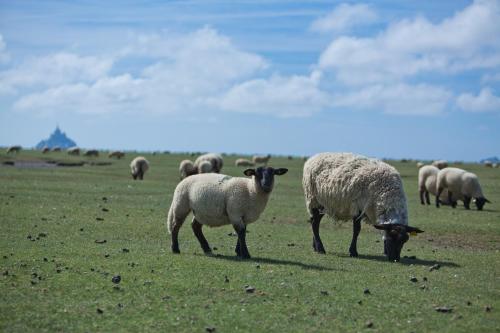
172;247;180;254
349;251;359;257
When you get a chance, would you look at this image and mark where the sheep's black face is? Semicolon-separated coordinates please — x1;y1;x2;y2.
244;167;288;193
374;224;424;262
474;197;490;211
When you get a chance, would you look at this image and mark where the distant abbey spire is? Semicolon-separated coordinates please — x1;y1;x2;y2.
36;126;77;149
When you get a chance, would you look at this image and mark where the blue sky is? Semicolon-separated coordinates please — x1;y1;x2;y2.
0;0;499;161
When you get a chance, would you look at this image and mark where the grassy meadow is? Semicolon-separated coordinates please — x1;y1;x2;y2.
1;149;499;332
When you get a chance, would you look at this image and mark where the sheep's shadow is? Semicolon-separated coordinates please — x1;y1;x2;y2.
334;252;460;268
210;254;337;271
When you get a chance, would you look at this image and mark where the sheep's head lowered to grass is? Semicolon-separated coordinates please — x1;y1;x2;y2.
244;167;288;193
373;224;424;261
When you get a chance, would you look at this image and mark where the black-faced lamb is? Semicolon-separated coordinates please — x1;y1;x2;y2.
167;166;288;259
436;167;490;210
6;145;21;154
130;156;149;180
303;152;423;261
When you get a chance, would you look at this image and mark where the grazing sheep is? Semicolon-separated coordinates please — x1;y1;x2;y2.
235;158;255;167
194;153;224;173
167;166;288;258
42;147;50;154
130;156;149;180
108;151;125;159
436;167;490;210
6;145;21;154
484;161;493;168
494;163;498;168
198;160;213;174
253;154;271;165
432;160;448;169
418;165;457;206
303;152;423;261
179;160;197;180
52;146;61;152
84;149;99;157
416;162;424;168
67;147;80;156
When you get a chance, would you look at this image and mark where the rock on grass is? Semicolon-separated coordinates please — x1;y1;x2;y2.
435;306;452;313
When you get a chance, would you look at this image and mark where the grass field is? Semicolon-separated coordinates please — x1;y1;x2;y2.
1;149;499;332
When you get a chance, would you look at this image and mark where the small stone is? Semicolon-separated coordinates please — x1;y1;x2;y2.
287;243;295;247
56;269;61;273
102;197;108;201
429;264;441;272
255;265;260;269
423;277;428;281
95;240;107;244
43;258;48;262
485;306;492;312
205;327;216;333
320;290;329;296
38;233;47;238
435;306;452;313
224;276;229;283
245;286;256;293
420;285;426;290
410;276;418;283
96;217;104;221
112;275;121;284
117;303;124;308
97;308;104;314
357;300;362;305
467;301;472;306
364;288;371;294
102;208;109;212
366;320;374;328
212;247;218;251
122;248;130;253
3;270;8;276
104;254;110;258
80;228;84;231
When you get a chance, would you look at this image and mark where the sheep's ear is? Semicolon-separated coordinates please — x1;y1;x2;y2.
244;169;256;176
405;225;424;233
373;224;393;231
274;168;288;175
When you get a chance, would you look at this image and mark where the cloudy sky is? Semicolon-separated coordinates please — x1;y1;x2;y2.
0;0;499;161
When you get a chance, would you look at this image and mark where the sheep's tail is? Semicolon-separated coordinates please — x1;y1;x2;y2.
167;202;175;234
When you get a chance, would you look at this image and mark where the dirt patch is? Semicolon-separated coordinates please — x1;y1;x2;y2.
420;233;500;251
4;161;57;168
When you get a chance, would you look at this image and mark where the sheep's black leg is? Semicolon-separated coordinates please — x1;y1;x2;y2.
448;191;456;208
132;173;137;180
171;223;181;254
139;170;144;180
349;215;362;257
436;188;443;208
192;219;212;254
311;208;326;254
235;239;240;256
419;190;425;205
425;191;431;205
233;224;250;259
463;196;471;210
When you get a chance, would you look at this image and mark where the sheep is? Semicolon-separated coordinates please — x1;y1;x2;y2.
483;161;493;168
6;145;21;154
303;152;423;261
494;163;499;168
130;156;149;180
252;154;271;165
194;153;223;173
42;147;50;154
197;160;213;174
52;146;61;152
436;167;490;210
235;158;255;167
67;147;80;156
416;162;424;168
432;160;448;169
167;166;288;259
179;160;197;180
108;151;125;159
418;165;457;206
84;149;99;157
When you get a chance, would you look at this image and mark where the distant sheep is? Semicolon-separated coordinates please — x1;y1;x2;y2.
432;160;448;169
484;161;493;168
84;149;99;157
436;167;490;210
42;147;50;154
7;145;21;154
108;151;125;159
130;156;149;180
235;158;255;167
303;152;423;261
418;165;457;206
416;162;424;168
52;146;61;152
179;160;197;180
167;166;288;258
67;147;80;156
194;153;223;173
198;160;213;174
253;154;271;165
494;163;499;168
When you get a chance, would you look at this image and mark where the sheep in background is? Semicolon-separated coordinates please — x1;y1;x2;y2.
84;149;99;157
67;147;80;156
52;146;61;152
253;154;271;165
179;160;197;180
7;145;21;154
432;160;448;169
167;166;288;258
303;152;423;261
418;165;457;206
198;160;213;174
108;151;125;159
194;153;223;173
235;158;255;167
416;162;424;168
484;161;493;168
42;147;50;154
436;167;490;210
130;156;149;180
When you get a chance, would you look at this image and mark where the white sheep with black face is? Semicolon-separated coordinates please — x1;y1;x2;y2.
418;165;458;206
436;167;490;210
303;152;423;261
167;166;288;259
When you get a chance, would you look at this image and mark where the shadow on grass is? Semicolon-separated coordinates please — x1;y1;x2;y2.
210;253;338;271
334;252;460;268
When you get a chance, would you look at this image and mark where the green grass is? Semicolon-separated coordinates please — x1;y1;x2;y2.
1;149;499;332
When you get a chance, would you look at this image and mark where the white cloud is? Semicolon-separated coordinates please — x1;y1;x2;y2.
310;3;378;33
333;83;453;116
457;87;500;112
0;52;113;94
319;0;500;85
218;71;331;117
0;34;9;63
